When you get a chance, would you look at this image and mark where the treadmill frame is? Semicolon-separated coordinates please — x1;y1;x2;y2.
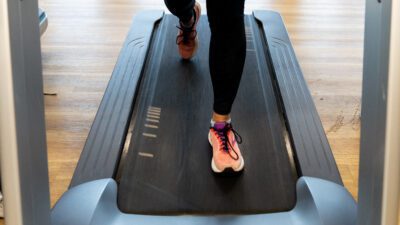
357;0;400;224
1;0;399;224
70;10;342;189
52;177;355;225
53;11;356;225
0;0;51;224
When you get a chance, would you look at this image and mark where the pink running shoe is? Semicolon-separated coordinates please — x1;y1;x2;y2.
208;122;245;174
176;2;201;60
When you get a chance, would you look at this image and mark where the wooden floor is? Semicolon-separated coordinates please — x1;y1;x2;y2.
0;0;367;223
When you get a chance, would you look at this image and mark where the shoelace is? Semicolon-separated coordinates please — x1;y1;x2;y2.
175;11;197;44
211;124;243;160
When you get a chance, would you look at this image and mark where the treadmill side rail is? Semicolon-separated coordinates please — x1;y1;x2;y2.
51;177;356;225
69;10;164;188
253;11;343;185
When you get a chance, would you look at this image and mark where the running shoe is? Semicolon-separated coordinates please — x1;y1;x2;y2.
176;2;201;60
208;122;245;174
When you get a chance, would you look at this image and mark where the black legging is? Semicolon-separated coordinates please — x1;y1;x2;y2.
164;0;246;115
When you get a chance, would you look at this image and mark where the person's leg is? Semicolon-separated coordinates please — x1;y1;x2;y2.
164;0;195;25
207;0;246;173
207;0;246;121
164;0;201;59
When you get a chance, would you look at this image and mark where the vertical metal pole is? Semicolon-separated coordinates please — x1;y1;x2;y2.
380;0;400;224
358;0;400;224
0;0;51;224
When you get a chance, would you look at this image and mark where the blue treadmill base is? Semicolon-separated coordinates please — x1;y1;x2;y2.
51;177;356;225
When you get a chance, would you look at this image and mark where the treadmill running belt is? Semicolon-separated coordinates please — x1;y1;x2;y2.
117;15;297;214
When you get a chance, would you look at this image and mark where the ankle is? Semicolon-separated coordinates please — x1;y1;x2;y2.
180;10;195;28
180;18;194;28
212;113;231;123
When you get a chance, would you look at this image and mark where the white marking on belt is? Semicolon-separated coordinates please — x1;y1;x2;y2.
147;114;160;119
147;111;161;116
138;152;154;158
142;133;157;138
148;106;161;111
146;118;159;123
145;124;158;129
148;107;161;112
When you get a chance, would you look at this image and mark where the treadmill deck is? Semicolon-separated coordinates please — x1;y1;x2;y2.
53;11;356;225
117;15;297;214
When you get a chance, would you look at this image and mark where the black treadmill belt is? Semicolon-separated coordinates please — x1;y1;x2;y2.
117;15;297;214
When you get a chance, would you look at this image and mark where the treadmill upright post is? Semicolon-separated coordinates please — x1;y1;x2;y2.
0;0;51;224
358;0;400;224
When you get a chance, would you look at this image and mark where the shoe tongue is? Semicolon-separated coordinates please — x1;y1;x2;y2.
213;122;228;130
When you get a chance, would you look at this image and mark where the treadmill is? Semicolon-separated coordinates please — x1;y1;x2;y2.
51;10;357;225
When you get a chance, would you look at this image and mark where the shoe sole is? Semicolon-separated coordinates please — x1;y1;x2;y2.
208;132;245;174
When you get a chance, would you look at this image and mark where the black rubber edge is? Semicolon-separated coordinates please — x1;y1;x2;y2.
70;10;164;188
253;11;343;185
